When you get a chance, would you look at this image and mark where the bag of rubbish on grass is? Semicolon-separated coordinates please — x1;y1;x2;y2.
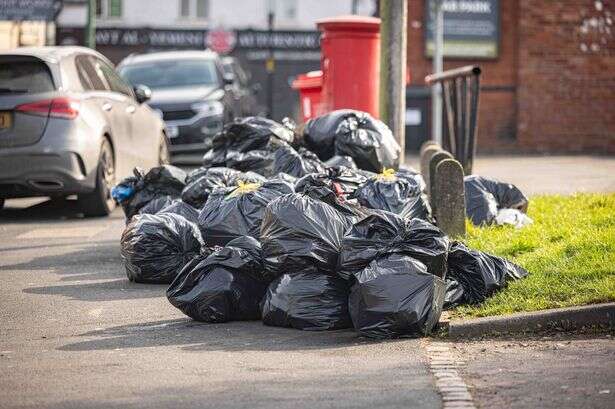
167;236;267;322
198;179;294;247
444;241;529;307
272;145;326;178
339;211;449;281
261;267;352;331
349;253;445;339
120;213;204;284
112;165;187;219
324;155;358;170
352;168;432;221
464;175;530;226
260;193;352;281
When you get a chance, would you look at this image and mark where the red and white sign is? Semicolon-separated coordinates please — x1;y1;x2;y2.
205;29;237;54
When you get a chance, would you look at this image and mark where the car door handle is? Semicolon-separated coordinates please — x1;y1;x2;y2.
102;102;113;112
126;105;136;114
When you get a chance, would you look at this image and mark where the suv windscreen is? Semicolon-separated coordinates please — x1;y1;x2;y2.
120;59;219;90
0;57;55;94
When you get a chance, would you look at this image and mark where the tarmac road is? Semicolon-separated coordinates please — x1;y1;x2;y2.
0;199;441;409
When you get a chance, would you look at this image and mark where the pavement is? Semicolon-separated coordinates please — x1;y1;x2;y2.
407;154;615;196
0;199;440;409
451;332;615;409
1;154;614;409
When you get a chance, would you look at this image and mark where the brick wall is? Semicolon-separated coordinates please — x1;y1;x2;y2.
517;0;615;153
406;0;615;154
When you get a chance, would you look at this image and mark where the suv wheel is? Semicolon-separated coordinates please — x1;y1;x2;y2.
79;139;116;217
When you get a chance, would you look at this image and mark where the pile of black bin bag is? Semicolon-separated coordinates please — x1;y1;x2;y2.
113;110;529;339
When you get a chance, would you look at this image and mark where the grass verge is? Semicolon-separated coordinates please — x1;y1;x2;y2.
452;193;615;318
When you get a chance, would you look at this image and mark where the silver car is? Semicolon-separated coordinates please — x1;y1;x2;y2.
0;46;168;216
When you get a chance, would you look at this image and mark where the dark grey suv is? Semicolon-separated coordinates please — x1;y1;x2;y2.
0;47;168;216
118;50;260;164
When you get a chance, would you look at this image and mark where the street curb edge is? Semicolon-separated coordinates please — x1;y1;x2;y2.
445;302;615;338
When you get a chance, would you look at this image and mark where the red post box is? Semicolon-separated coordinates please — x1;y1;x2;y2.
316;15;381;118
291;70;323;122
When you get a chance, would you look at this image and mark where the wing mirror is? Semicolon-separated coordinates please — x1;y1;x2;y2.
134;84;152;104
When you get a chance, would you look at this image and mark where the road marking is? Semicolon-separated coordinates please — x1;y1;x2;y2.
426;342;477;409
17;226;107;239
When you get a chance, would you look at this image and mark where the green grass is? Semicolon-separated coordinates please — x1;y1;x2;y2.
452;193;615;318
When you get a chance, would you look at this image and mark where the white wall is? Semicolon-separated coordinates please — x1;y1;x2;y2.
57;0;376;30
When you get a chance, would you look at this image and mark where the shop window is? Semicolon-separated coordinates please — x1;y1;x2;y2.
96;0;122;18
179;0;209;19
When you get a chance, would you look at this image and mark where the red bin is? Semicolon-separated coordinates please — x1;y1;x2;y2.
316;15;381;118
291;70;323;122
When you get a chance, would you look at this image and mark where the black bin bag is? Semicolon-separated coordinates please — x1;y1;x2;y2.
260;193;352;280
120;213;204;284
445;241;529;307
295;166;369;198
183;167;267;209
272;145;326;178
339;211;449;281
138;195;175;216
158;200;200;224
261;268;352;331
349;253;445;339
303;110;400;172
464;175;529;225
198;179;294;247
203;117;295;171
324;155;358;170
167;236;267;323
352;168;432;221
113;165;187;220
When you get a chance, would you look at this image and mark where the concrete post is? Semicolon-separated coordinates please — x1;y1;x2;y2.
379;0;407;164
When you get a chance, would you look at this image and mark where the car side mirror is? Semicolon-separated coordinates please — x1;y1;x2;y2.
250;83;261;95
222;72;236;86
134;84;152;104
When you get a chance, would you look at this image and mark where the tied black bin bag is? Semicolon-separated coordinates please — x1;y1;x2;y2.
158;200;200;224
339;212;449;281
349;253;445;339
113;165;187;219
120;213;204;284
182;167;267;209
167;236;267;323
138;195;175;216
445;241;528;307
464;175;529;225
303;110;400;172
203;117;295;169
261;268;352;331
352;168;432;221
260;193;352;281
198;179;294;247
272;145;326;178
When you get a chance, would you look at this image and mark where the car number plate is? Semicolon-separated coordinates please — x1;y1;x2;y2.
166;125;179;138
0;111;12;129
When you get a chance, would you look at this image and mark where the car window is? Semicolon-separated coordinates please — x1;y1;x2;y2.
75;55;107;91
0;57;55;93
95;58;134;97
75;57;93;90
119;59;219;90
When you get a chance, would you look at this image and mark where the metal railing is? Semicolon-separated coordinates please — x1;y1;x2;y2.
425;65;481;175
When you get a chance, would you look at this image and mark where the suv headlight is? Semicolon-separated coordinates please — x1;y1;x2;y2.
191;100;224;117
